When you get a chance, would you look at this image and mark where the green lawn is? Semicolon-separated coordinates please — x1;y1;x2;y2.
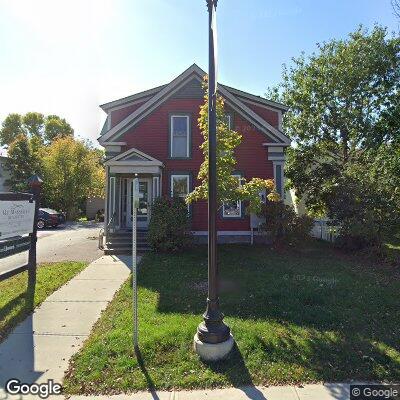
0;261;87;342
64;242;400;394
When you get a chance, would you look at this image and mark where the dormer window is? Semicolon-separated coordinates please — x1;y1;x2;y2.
170;114;190;158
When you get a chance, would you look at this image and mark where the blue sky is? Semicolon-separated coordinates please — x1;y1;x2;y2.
0;0;398;150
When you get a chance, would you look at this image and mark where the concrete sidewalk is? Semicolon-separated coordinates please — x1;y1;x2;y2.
69;383;351;399
0;255;133;399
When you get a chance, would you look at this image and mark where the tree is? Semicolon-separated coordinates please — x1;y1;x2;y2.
0;113;24;147
23;112;45;139
5;134;37;192
187;77;278;214
268;26;400;247
1;112;73;146
41;136;104;219
392;0;400;19
268;26;399;208
44;115;74;143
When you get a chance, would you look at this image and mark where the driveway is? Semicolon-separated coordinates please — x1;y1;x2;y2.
1;222;104;274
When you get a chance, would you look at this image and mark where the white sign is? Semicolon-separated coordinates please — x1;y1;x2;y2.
0;200;35;239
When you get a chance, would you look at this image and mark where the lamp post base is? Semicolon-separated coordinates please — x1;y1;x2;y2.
193;333;234;362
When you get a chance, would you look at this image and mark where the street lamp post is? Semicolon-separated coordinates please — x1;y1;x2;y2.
194;0;234;362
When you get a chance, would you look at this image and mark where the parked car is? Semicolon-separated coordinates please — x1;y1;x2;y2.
37;208;65;229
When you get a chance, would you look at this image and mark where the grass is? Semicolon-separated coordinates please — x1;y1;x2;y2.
63;242;400;394
0;261;87;342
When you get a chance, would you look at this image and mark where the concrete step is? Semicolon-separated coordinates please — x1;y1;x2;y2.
104;246;151;255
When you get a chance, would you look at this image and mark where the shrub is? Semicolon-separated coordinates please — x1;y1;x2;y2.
260;201;314;245
148;197;192;253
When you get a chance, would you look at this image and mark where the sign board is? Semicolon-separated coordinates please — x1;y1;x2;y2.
0;236;31;259
0;200;35;239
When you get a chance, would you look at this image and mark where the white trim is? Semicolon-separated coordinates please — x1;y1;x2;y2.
106;160;164;166
104;147;163;165
220;84;289;112
192;231;253;236
98;63;291;145
109;165;162;174
262;142;291;147
273;161;285;198
98;65;205;143
107;96;152;113
226;114;232;129
218;85;291;144
103;141;127;146
109;176;116;219
170;114;190;158
152;176;160;199
100;85;167;111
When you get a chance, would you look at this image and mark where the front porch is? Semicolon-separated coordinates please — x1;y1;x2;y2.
103;147;163;253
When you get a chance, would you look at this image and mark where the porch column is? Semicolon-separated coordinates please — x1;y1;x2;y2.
104;166;109;233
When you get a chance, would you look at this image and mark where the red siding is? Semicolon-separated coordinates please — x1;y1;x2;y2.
243;101;280;129
121;98;274;231
110;101;146;128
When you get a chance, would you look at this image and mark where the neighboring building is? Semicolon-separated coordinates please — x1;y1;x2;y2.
0;156;11;192
99;64;291;250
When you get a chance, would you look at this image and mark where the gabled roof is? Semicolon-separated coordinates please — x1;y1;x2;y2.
100;84;168;112
220;84;289;112
99;63;290;145
104;147;163;166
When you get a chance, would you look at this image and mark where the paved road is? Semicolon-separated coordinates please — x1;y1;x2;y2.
0;222;103;274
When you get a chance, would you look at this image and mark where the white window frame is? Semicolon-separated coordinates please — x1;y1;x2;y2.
222;174;242;218
152;176;160;200
170;115;190;158
273;161;285;199
170;174;190;198
226;114;233;130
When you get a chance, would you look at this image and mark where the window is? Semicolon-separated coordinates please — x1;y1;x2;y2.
222;175;242;218
273;162;284;198
170;115;190;158
170;174;189;198
152;176;160;200
225;113;233;129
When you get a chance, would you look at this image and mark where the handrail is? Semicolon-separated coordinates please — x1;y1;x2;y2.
98;228;104;250
106;211;117;235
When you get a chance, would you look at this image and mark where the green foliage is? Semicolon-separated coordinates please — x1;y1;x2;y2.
0;261;87;343
5;134;38;192
22;112;45;139
0;113;24;147
187;77;278;214
148;197;192;253
41;136;105;219
268;26;400;151
64;245;400;393
44;115;74;143
260;201;314;244
327;147;400;250
0;112;74;147
268;26;400;248
2;111;103;216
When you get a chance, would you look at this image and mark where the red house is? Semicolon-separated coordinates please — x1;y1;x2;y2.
99;64;290;252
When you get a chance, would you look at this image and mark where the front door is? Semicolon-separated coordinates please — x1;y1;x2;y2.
126;178;150;229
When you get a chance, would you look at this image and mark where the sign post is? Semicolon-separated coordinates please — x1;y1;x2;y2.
132;177;140;349
0;176;42;286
